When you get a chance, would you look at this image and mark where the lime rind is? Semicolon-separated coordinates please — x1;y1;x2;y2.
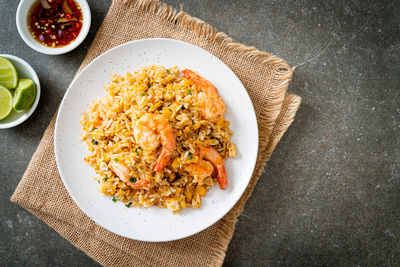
13;78;36;112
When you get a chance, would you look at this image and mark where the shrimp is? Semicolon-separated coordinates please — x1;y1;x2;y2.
134;113;176;172
181;69;226;123
108;160;151;190
185;160;214;180
185;145;227;189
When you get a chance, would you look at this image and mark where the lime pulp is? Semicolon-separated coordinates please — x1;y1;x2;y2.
0;85;13;120
0;56;18;90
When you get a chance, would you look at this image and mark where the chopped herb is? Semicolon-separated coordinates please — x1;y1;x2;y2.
179;100;182;102
104;177;109;182
166;69;170;74
112;197;117;203
187;89;191;95
114;158;119;162
125;202;132;208
93;127;98;130
135;148;140;156
188;152;193;160
149;83;153;88
130;177;136;183
141;93;146;96
98;180;100;184
92;139;99;145
181;105;185;110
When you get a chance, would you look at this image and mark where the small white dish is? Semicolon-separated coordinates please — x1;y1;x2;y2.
16;0;91;55
55;38;259;241
0;54;41;129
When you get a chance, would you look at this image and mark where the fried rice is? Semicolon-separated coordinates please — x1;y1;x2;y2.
80;65;236;213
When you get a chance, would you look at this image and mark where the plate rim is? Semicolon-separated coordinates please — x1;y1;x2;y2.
54;38;259;241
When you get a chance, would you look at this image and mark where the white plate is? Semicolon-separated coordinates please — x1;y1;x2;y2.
55;38;258;242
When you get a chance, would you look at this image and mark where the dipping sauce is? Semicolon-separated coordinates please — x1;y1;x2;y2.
27;0;83;48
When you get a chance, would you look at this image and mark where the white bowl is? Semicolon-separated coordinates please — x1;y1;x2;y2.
16;0;91;55
0;54;41;129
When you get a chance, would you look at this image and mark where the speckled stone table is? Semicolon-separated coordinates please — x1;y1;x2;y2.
1;0;399;266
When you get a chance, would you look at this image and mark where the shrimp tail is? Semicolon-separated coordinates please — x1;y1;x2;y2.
182;69;212;88
215;163;227;190
182;69;225;123
181;69;198;82
153;148;170;172
198;145;228;190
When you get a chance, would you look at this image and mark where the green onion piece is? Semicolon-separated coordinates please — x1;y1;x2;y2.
141;93;146;96
92;139;99;145
126;202;132;208
98;180;100;184
114;158;119;162
104;177;109;182
112;197;116;203
130;177;136;183
188;152;193;160
179;100;182;102
135;148;139;156
187;89;191;95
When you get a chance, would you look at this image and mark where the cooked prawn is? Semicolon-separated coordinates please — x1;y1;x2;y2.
185;160;214;180
134;113;176;172
108;160;151;190
182;69;226;123
185;145;227;189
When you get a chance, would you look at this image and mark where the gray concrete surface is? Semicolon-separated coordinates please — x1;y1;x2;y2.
1;0;399;266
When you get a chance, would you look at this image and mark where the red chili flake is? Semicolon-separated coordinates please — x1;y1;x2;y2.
28;0;82;48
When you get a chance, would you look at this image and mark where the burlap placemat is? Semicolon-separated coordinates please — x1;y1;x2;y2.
11;0;301;266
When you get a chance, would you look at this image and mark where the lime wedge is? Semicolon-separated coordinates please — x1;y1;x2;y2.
0;56;18;89
0;85;13;120
13;78;36;112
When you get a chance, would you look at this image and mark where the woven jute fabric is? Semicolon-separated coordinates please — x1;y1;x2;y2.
11;0;301;266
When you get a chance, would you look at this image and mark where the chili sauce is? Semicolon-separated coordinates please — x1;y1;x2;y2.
27;0;83;48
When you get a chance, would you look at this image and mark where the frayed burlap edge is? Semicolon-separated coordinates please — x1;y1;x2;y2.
11;0;301;266
109;0;296;145
109;1;300;265
208;94;301;266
